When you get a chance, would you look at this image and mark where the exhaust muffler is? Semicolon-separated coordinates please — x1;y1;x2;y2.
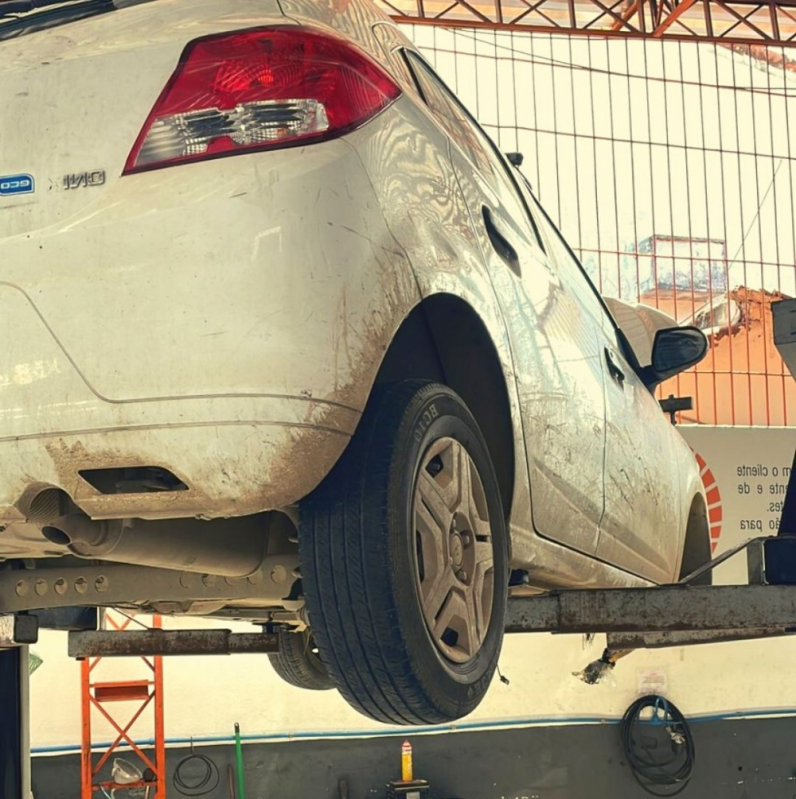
40;511;271;578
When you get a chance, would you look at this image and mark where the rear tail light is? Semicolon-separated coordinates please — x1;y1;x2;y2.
123;27;401;174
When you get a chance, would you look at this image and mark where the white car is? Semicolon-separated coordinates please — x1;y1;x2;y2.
0;0;709;725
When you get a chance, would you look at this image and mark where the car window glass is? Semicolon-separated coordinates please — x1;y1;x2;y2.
404;51;493;176
530;196;615;327
371;26;419;93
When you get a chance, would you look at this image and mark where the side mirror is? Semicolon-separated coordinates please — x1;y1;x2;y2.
642;326;708;388
506;152;524;167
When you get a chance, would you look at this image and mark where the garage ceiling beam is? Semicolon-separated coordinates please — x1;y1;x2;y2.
382;0;796;45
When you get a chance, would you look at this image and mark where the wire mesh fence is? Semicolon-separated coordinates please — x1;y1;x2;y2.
405;25;796;425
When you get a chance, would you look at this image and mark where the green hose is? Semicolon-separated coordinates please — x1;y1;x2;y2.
234;722;246;799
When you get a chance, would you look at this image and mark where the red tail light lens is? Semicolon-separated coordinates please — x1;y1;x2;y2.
123;27;401;174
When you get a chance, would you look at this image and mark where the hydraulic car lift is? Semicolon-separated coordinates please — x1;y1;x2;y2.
4;299;796;797
0;647;30;799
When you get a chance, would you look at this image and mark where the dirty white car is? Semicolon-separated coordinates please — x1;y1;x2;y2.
0;0;709;725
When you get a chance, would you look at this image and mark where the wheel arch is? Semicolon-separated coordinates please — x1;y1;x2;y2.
374;294;516;525
677;491;712;585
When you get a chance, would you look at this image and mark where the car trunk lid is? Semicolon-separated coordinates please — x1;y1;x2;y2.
0;0;290;240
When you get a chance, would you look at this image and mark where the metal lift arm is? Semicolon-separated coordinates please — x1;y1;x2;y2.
506;584;796;635
10;304;796;667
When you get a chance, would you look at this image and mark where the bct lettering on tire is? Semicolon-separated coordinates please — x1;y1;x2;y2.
299;380;509;725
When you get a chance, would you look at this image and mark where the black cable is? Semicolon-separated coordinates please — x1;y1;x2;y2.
620;695;695;797
172;753;220;797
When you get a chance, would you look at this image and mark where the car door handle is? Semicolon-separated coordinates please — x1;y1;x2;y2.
482;206;521;275
605;347;626;385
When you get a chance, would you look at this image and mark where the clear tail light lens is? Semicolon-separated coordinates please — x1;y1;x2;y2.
124;27;401;174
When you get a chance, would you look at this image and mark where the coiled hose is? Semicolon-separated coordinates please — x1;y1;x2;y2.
172;752;220;797
620;695;695;797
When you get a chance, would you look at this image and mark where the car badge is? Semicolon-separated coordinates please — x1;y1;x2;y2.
63;170;106;190
0;174;34;196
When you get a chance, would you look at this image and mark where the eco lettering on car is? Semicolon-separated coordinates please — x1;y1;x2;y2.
0;174;34;196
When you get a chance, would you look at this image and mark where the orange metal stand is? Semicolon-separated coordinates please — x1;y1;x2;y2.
80;611;166;798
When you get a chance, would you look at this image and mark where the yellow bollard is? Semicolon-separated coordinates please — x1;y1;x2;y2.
401;740;413;782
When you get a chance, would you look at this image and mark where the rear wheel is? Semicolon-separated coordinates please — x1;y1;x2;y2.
268;628;333;691
299;380;508;725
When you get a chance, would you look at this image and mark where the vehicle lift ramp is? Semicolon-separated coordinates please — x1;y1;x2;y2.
65;298;796;666
5;300;796;796
0;647;30;799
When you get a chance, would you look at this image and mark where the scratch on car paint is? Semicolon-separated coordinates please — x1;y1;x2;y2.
610;473;633;507
339;224;374;244
334;224;407;260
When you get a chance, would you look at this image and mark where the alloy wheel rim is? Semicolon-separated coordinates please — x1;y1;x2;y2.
413;437;495;664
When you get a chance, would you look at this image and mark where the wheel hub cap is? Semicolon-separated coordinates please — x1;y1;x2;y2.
413;438;495;664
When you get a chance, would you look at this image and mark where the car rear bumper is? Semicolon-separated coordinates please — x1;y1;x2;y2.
0;393;358;523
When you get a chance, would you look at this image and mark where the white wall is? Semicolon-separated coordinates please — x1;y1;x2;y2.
30;426;796;753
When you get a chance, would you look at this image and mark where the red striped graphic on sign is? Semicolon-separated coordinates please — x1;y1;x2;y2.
693;451;723;553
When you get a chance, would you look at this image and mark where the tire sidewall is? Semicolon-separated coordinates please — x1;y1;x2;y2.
386;388;508;712
270;628;333;691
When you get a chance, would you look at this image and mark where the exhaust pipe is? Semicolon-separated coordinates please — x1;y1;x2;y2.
40;513;270;578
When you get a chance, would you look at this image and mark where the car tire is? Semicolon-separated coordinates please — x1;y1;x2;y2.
299;380;508;725
268;628;334;691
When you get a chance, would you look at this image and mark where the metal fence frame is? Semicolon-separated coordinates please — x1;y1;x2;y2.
408;26;796;424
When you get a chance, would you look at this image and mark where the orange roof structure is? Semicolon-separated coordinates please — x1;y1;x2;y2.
380;0;796;46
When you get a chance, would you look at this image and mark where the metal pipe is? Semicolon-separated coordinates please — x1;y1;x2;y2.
234;723;246;799
68;630;280;658
41;513;269;578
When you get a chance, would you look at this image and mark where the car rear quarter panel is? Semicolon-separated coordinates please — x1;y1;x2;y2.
344;97;542;564
277;0;393;60
346;96;678;590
